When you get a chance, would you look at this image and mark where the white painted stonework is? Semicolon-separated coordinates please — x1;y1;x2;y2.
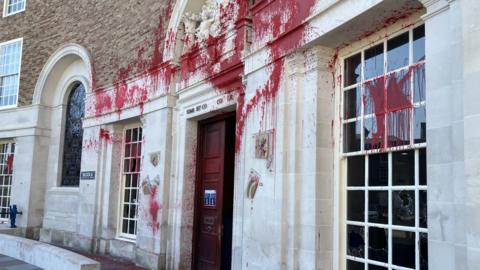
0;0;479;269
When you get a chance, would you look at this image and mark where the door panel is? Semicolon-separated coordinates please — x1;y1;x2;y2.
195;120;226;270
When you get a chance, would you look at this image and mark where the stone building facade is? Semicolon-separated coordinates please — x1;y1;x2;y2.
0;0;477;269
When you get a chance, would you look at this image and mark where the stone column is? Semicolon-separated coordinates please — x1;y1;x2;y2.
10;134;49;237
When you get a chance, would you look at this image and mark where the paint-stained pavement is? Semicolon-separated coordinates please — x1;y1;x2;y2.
71;250;147;270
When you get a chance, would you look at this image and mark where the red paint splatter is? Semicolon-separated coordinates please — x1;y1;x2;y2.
89;0;177;118
6;154;13;173
99;128;113;142
363;63;423;150
148;185;161;234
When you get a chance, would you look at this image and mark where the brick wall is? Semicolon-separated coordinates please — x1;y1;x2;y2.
0;0;173;106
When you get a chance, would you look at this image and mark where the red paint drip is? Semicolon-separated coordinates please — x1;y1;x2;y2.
148;185;161;234
99;128;113;142
6;154;14;173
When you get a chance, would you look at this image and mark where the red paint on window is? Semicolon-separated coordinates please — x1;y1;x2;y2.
6;154;14;173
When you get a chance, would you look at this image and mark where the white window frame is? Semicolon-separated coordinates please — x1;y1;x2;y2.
0;140;14;222
3;0;26;17
0;38;23;110
340;23;427;270
117;124;143;241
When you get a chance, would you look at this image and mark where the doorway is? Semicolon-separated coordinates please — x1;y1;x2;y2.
193;113;236;270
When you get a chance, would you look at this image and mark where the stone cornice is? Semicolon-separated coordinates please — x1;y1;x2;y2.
420;0;454;20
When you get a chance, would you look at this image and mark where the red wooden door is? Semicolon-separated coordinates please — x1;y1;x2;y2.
194;120;226;270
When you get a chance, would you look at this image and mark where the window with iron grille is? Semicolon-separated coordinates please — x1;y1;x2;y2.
342;25;427;270
0;142;14;220
119;126;142;239
61;83;85;186
0;39;22;108
3;0;25;17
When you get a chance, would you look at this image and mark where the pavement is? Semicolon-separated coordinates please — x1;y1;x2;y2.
71;250;148;270
0;254;41;270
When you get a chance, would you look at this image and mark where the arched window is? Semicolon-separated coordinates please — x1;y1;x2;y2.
61;83;85;186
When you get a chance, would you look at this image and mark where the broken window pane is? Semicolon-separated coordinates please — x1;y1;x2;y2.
347;225;365;258
368;227;388;263
387;69;411;111
392;230;416;268
413;25;426;63
348;156;365;187
420;233;429;270
392;151;414;186
388;32;409;72
347;260;364;270
369;191;388;224
420;190;427;228
344;121;361;153
414;106;427;144
420;148;427;185
365;44;384;80
413;63;426;102
392;190;415;226
388;109;411;147
344;53;362;87
344;87;362;119
364;77;385;116
365;115;385;150
348;191;365;222
369;153;388;186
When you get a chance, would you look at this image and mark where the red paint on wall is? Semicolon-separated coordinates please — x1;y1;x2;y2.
89;0;177;118
148;185;161;234
100;128;113;142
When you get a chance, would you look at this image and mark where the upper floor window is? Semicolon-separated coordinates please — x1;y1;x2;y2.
0;39;22;108
60;83;85;186
3;0;25;17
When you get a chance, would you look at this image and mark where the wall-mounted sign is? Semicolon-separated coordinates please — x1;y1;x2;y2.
204;190;216;206
80;171;96;180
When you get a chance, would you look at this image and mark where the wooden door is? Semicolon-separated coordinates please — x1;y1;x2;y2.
193;115;235;270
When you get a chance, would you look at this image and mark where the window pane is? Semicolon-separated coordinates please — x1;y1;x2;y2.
344;53;362;87
365;44;384;80
392;230;415;268
347;260;364;270
348;191;365;222
392;190;415;226
348;156;365;187
364;77;385;116
392;151;414;186
414;106;426;144
344;87;361;119
420;233;428;270
365;115;385;150
420;190;427;228
419;148;427;185
413;63;426;102
413;25;426;63
347;225;365;258
369;153;388;186
344;121;361;153
387;32;409;72
369;191;388;224
368;227;388;263
386;69;411;111
387;109;411;148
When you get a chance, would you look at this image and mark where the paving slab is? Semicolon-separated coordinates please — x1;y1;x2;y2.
0;255;42;270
